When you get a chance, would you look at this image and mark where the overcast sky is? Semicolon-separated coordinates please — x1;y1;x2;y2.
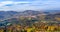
0;0;60;11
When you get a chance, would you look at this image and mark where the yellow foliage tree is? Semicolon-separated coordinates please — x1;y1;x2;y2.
26;27;35;32
55;17;60;21
0;29;4;32
47;26;56;31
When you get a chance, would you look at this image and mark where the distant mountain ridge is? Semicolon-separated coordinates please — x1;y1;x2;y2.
0;11;19;20
0;10;60;21
44;10;60;13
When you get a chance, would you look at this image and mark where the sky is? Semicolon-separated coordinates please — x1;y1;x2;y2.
0;0;60;11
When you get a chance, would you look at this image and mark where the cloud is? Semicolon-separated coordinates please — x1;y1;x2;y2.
0;1;13;6
0;0;60;11
0;1;31;6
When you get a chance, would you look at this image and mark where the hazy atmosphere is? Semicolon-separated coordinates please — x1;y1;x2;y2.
0;0;60;11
